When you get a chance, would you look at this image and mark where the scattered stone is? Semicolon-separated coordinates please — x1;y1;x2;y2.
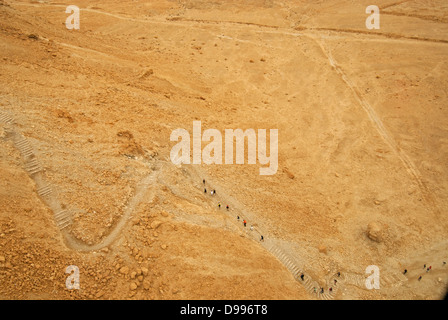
367;222;383;243
160;211;169;217
283;168;295;179
143;279;151;290
318;245;327;254
119;266;129;275
151;220;162;229
141;267;149;276
130;282;138;290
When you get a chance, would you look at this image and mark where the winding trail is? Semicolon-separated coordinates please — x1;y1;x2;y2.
3;2;437;297
0;108;411;298
0;109;159;252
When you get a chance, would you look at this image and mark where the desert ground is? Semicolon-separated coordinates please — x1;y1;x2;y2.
0;0;447;300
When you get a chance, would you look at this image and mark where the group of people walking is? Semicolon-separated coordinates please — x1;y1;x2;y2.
203;179;264;242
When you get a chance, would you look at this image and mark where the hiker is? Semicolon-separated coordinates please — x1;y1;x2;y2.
334;279;337;285
211;190;214;196
213;189;216;194
218;202;221;209
403;269;407;275
226;205;229;211
423;264;426;269
329;287;333;292
204;188;207;194
203;179;205;185
300;274;304;281
337;272;340;277
260;235;264;241
418;276;422;281
313;287;316;293
237;216;240;221
243;220;247;227
250;225;254;231
320;288;324;294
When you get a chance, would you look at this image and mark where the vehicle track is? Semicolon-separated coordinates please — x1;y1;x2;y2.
309;37;441;220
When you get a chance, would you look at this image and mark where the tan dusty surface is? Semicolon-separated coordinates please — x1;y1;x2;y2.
0;0;447;300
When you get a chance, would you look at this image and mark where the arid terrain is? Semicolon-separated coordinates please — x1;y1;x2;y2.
0;0;447;300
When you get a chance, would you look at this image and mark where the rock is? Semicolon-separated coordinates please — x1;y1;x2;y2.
318;245;327;254
138;275;144;282
143;279;151;290
151;220;162;229
160;211;169;217
130;282;138;290
141;267;149;276
130;271;137;279
367;222;383;242
283;168;295;179
120;266;129;275
139;69;153;79
161;244;167;250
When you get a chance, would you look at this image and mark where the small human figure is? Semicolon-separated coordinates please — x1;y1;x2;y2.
237;216;240;221
203;179;205;185
226;205;229;211
329;287;333;292
243;220;247;227
213;189;216;195
211;190;214;196
218;202;221;209
337;272;341;277
300;274;304;281
260;235;264;241
418;276;422;281
204;188;207;194
403;269;407;275
250;225;254;231
334;279;337;285
320;288;324;294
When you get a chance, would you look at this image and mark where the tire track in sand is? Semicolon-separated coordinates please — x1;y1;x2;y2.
309;37;440;219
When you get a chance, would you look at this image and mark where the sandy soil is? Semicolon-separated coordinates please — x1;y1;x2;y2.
0;0;447;300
